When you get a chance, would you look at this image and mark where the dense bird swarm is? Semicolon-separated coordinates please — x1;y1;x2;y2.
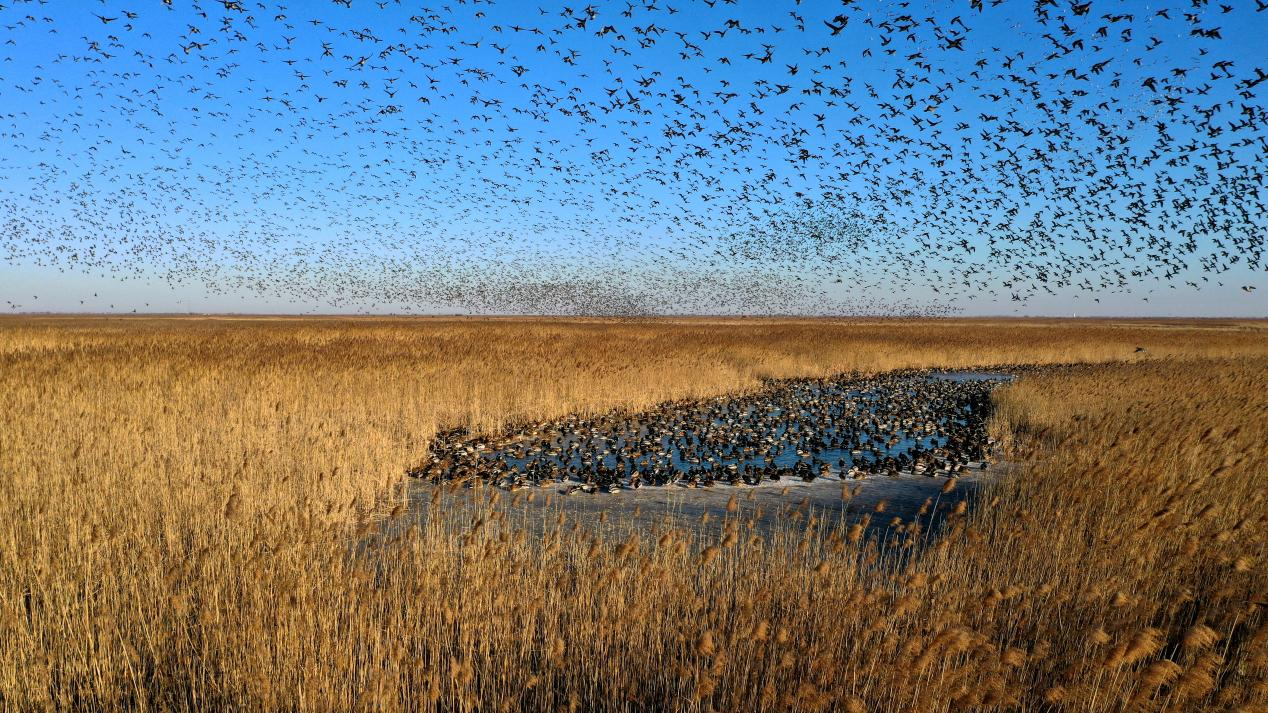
0;1;1264;313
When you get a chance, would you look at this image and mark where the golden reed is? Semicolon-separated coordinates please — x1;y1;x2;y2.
1;316;1265;710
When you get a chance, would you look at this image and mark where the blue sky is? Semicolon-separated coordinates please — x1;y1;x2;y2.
0;0;1264;316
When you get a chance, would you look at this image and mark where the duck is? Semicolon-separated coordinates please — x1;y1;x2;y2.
414;369;1011;497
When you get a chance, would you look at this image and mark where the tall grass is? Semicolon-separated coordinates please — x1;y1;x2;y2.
1;317;1265;710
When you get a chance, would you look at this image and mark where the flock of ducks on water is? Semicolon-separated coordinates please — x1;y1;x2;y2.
410;369;1009;494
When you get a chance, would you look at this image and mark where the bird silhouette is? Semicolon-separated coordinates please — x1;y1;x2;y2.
0;1;1261;315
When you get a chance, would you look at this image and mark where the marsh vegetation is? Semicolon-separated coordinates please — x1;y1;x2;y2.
1;317;1266;710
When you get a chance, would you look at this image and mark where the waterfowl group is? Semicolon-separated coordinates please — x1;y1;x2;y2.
410;370;1010;494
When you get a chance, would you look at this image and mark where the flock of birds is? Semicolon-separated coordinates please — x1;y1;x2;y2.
410;370;1005;491
0;0;1264;314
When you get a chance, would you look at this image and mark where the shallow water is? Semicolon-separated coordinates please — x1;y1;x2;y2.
391;468;1000;546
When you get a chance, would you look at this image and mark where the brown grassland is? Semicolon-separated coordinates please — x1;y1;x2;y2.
1;316;1267;711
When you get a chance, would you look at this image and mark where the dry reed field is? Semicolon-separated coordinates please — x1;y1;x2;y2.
2;316;1267;711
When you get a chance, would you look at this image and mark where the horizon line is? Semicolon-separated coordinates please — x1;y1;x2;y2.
2;312;1264;321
